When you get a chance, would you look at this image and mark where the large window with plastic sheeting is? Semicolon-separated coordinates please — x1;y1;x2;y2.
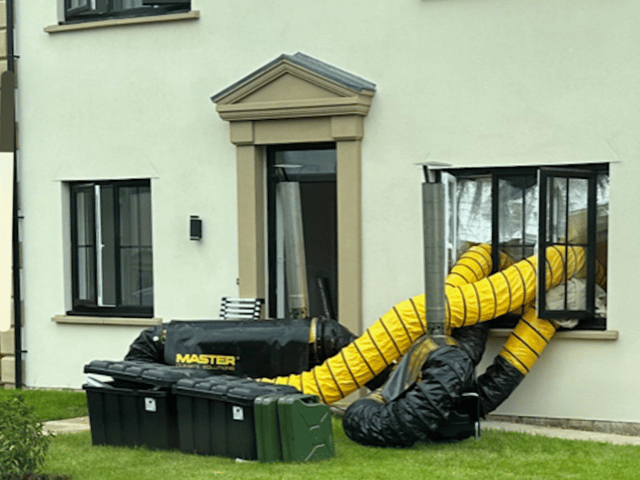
439;163;608;331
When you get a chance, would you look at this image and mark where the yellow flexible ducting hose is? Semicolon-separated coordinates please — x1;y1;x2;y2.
497;249;608;375
263;245;587;404
499;305;557;375
261;243;498;401
445;244;513;289
447;245;585;330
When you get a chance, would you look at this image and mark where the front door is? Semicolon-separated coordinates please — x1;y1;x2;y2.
267;144;337;320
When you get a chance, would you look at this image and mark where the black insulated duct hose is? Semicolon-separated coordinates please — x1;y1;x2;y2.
476;354;525;416
310;319;389;392
450;323;490;367
124;324;165;364
342;343;476;448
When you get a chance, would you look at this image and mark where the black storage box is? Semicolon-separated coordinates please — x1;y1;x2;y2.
83;360;214;450
174;376;299;460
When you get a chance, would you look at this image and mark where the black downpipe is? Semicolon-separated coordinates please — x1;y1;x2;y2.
6;0;22;389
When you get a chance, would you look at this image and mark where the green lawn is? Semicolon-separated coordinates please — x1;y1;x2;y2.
43;418;640;480
0;388;88;422
3;389;639;479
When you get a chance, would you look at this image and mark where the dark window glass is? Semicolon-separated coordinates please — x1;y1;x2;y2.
73;185;96;306
119;185;153;308
63;0;189;24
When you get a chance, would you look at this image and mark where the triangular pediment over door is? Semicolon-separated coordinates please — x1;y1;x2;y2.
212;52;375;122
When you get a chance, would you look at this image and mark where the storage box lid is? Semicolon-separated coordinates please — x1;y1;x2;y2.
138;366;216;388
174;376;297;401
84;360;152;383
225;384;299;404
84;360;215;387
173;375;251;397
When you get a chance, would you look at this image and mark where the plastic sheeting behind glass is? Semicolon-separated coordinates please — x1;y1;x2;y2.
455;177;492;254
451;172;609;263
498;175;538;261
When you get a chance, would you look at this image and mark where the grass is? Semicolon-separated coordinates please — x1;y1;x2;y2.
0;388;88;422
3;389;639;479
43;418;640;480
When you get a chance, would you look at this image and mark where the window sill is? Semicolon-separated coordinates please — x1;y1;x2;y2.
52;314;162;327
44;10;199;34
490;328;618;341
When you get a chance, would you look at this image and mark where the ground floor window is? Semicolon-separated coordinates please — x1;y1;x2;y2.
69;179;153;317
440;163;608;330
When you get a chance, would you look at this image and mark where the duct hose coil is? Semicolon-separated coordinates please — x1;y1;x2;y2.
262;244;605;405
342;336;476;448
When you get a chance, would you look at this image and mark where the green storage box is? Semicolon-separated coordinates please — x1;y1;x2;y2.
277;394;334;462
174;376;298;459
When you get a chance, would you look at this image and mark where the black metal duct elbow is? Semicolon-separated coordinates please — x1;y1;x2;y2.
310;318;357;366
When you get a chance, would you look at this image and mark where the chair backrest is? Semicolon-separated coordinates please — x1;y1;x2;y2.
219;297;265;320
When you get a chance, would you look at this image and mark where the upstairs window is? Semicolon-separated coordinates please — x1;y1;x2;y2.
64;0;190;24
70;180;153;317
441;163;608;330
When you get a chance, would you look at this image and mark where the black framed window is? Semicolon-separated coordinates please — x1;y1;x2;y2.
70;180;153;317
444;163;608;330
63;0;190;24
